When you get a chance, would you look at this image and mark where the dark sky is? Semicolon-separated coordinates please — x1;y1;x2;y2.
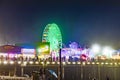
0;0;120;49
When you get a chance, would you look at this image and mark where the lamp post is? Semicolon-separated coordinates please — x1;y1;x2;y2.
58;48;62;80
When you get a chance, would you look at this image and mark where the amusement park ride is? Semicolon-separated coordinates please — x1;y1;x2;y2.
0;23;120;80
0;23;119;61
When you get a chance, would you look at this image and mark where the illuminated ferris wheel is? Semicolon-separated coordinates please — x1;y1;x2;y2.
42;23;62;52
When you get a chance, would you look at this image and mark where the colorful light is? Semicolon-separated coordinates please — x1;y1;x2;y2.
42;23;62;53
37;42;50;56
91;44;101;53
102;46;113;58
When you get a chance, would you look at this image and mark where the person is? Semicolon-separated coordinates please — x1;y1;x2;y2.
92;77;96;80
106;76;110;80
39;68;46;80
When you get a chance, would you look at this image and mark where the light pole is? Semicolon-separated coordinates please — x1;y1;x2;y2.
58;48;62;80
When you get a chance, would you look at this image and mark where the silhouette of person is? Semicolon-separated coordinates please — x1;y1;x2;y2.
106;76;110;80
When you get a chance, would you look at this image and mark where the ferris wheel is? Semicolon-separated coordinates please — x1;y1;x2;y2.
42;23;62;52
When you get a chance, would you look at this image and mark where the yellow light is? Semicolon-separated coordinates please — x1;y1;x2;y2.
67;62;71;64
37;46;49;53
23;62;27;66
62;62;66;65
35;61;39;64
92;62;95;64
46;62;50;64
57;62;60;64
3;61;8;64
87;62;90;64
0;61;1;64
23;61;27;66
72;62;76;64
10;61;14;64
96;62;99;64
41;62;44;64
29;61;33;64
101;62;104;65
114;62;117;65
82;62;86;65
118;63;120;65
52;62;55;64
18;61;21;64
110;63;113;65
105;62;108;65
77;62;81;64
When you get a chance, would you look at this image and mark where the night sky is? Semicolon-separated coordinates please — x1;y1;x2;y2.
0;0;120;49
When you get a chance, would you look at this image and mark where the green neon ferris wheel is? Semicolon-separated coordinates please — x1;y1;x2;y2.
42;23;62;52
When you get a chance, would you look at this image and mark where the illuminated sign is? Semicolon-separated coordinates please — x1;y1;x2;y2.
21;48;35;54
37;42;50;55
